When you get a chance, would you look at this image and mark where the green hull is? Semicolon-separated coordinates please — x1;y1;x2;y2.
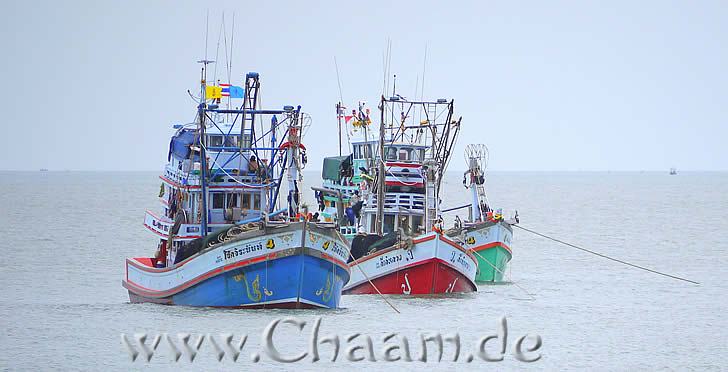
473;245;512;283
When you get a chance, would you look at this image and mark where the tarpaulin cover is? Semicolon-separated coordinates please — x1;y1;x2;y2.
168;129;199;161
321;155;352;181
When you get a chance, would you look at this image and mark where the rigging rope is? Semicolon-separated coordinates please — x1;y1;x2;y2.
347;249;400;314
512;225;700;285
469;248;535;300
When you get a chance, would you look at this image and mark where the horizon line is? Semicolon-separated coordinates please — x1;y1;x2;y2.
3;169;726;173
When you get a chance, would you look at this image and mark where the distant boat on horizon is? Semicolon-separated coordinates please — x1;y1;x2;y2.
670;167;677;175
39;168;48;172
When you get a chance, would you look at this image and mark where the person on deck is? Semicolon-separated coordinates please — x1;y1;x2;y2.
350;190;364;220
257;159;268;181
154;240;168;268
315;190;325;211
248;156;259;175
345;206;355;226
399;216;411;236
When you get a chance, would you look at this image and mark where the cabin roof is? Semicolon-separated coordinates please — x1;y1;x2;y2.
349;139;429;149
173;122;247;136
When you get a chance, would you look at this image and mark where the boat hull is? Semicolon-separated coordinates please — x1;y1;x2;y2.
462;221;513;283
123;222;350;309
343;232;477;295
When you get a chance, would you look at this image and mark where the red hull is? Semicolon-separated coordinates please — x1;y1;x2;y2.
343;258;476;295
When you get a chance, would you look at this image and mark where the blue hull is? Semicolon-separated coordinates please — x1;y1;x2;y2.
133;254;349;309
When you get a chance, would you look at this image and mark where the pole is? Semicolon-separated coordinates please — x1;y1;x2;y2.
198;66;210;237
337;102;342;156
468;157;481;221
376;95;386;235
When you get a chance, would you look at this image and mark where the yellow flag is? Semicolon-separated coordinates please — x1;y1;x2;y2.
206;86;223;99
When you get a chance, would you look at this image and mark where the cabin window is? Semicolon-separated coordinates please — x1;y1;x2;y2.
398;148;411;161
242;193;251;209
227;193;239;208
208;135;224;147
383;214;395;234
411;215;423;232
225;135;239;147
364;144;373;158
386;147;397;160
242;134;252;149
418;149;425;161
354;145;362;159
212;193;225;209
253;193;261;210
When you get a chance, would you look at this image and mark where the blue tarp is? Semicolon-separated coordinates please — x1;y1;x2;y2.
168;130;199;161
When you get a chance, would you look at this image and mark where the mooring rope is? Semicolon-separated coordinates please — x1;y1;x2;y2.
512;225;700;285
347;250;401;314
469;248;536;300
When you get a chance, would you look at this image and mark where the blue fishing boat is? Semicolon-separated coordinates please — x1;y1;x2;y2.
122;67;350;309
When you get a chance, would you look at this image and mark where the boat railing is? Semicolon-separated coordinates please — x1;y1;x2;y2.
164;163;201;186
322;179;360;196
339;225;358;235
164;162;270;189
144;210;230;240
369;192;425;213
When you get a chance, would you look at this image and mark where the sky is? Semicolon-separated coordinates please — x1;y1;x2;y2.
1;0;726;171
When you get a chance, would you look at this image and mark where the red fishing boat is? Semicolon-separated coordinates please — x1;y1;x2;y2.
320;96;477;295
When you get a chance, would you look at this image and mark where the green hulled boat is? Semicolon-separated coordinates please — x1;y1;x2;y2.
462;220;513;282
457;144;515;283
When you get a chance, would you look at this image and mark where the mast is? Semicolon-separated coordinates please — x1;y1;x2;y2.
337;102;342;156
468;157;481;221
197;61;213;237
376;95;386;235
361;102;371;171
286;107;303;219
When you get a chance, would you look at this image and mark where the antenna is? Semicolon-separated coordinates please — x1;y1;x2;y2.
418;44;428;124
382;38;392;98
420;43;428;101
334;56;344;104
212;17;224;83
222;13;229;82
204;10;210;61
229;12;235;82
334;56;345;156
413;75;419;127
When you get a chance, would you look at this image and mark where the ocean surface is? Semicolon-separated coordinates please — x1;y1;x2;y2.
1;170;726;371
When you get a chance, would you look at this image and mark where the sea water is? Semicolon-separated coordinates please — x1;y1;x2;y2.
0;171;726;370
